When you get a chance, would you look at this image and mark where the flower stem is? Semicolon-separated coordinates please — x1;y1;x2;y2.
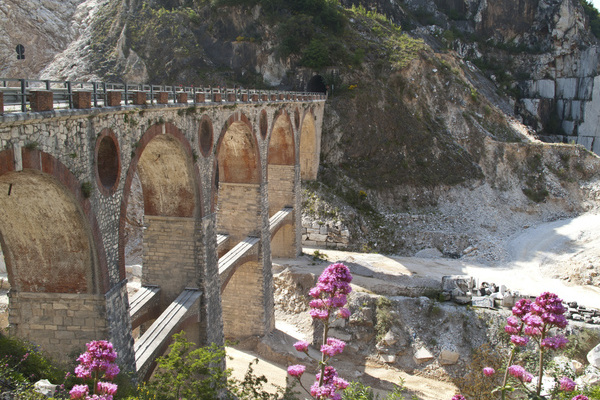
536;328;546;396
318;319;330;387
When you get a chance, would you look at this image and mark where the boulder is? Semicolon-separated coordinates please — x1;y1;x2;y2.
442;275;473;293
413;347;434;364
587;342;600;369
439;350;460;365
380;354;396;364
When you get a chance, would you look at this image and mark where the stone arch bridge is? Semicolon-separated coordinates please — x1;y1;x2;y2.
0;81;325;377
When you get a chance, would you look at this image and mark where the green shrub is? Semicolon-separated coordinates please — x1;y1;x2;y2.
375;296;394;342
342;381;405;400
145;333;229;400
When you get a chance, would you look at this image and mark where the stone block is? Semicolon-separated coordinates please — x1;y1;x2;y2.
251;94;259;101
73;91;91;109
241;93;248;102
536;79;555;99
588;343;600;369
439;350;460;365
261;94;268;101
329;329;352;341
156;92;168;104
176;93;188;104
472;296;494;308
380;354;396;363
557;78;578;99
442;275;473;292
227;93;236;102
213;93;222;102
413;347;434;364
30;91;53;111
131;91;146;105
195;93;205;103
310;233;328;242
271;94;277;101
106;91;121;106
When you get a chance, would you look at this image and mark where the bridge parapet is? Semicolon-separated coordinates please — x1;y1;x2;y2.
0;78;326;115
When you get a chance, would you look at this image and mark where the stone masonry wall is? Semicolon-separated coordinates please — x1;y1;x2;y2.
217;183;261;244
8;291;108;363
302;219;351;249
143;216;198;308
221;260;265;339
267;164;295;214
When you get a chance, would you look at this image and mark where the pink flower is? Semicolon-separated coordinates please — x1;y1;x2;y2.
483;367;495;376
451;396;466;400
541;335;568;350
571;396;588;400
310;308;330;320
97;382;118;395
337;308;351;319
521;372;533;383
321;338;346;357
293;340;309;352
559;376;576;392
510;335;529;346
69;384;89;400
508;365;525;379
287;364;306;378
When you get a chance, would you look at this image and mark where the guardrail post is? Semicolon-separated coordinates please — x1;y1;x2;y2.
156;92;169;104
30;91;54;112
92;82;98;108
20;79;26;112
150;85;154;105
73;91;92;109
67;81;73;109
124;84;129;106
0;92;3;115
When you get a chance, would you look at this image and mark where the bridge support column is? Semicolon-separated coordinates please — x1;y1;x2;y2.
8;291;109;364
143;216;199;309
268;165;298;258
218;182;273;339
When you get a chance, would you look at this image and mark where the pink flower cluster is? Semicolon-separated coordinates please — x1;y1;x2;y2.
308;263;352;321
70;340;119;400
310;366;349;400
559;376;576;392
451;395;466;400
504;292;568;349
507;365;533;383
287;263;353;400
74;341;119;380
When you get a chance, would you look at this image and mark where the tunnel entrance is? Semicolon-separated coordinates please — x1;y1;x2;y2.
307;75;327;93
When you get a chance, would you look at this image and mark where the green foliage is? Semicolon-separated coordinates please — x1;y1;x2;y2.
563;328;600;363
0;333;65;385
580;0;600;38
81;181;93;198
301;38;330;69
375;296;394;342
341;381;405;400
145;333;229;400
312;249;329;262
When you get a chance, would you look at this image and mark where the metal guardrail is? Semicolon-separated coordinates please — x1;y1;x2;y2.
0;78;326;113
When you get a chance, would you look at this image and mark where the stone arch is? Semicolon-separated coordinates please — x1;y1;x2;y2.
216;113;260;185
215;112;266;339
0;148;110;362
119;122;202;314
268;111;297;257
300;110;319;181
